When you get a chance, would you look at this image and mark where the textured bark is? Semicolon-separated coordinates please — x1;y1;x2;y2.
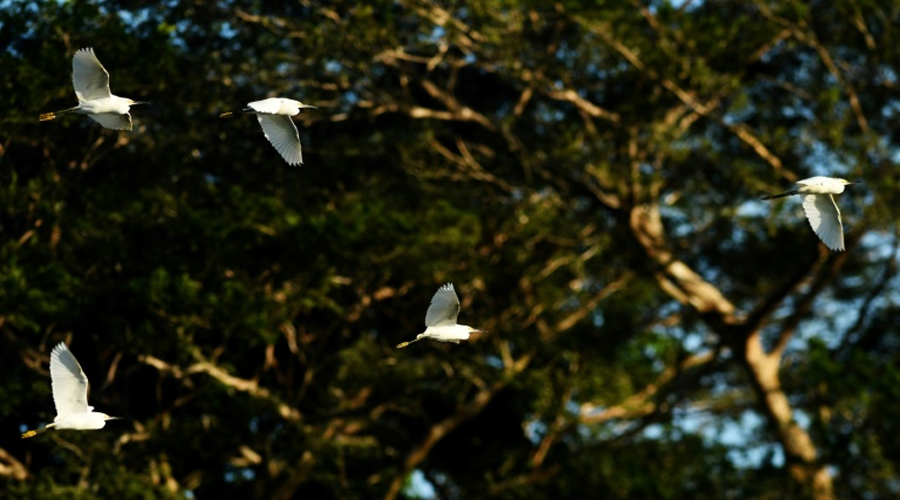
629;202;835;500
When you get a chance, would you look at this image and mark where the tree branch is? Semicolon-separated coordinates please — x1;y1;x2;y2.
0;447;28;480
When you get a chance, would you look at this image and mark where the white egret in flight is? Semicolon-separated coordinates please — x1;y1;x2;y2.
39;48;145;130
397;283;484;348
22;342;120;438
762;176;853;251
220;98;317;166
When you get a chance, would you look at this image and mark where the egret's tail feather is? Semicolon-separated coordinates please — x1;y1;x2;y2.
21;424;54;439
761;190;799;200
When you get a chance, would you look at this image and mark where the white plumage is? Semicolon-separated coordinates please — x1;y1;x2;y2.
50;342;92;418
40;48;144;131
762;176;852;252
22;342;119;438
397;283;484;348
222;97;317;166
801;193;844;251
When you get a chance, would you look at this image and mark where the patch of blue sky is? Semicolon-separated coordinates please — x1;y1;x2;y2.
669;0;704;10
860;231;896;261
343;90;360;105
805;140;851;177
789;306;854;351
275;61;292;75
485;354;503;370
219;21;239;39
878;65;898;87
880;98;900;118
425;25;445;43
402;470;437;500
524;419;547;444
735;199;769;217
592;308;605;328
223;467;256;482
782;103;816;121
674;407;784;468
117;8;151;26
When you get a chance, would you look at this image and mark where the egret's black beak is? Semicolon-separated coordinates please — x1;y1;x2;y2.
131;101;148;106
300;104;318;109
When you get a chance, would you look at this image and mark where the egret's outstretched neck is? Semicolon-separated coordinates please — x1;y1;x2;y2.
21;423;55;439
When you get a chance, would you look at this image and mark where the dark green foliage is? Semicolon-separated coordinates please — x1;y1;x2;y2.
2;1;900;499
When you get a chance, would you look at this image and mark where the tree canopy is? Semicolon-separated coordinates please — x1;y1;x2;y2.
2;1;900;499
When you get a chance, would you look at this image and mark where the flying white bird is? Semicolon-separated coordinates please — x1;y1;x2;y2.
22;342;120;438
39;48;145;130
762;176;853;251
220;98;317;166
396;283;484;348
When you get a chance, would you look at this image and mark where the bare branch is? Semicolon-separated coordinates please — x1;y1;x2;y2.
382;380;509;500
755;2;870;134
545;89;621;124
580;351;716;423
627;198;835;500
140;354;302;422
0;447;28;480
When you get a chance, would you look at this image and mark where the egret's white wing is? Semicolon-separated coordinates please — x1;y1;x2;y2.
257;114;302;165
50;343;90;418
72;48;112;102
802;194;844;251
425;283;461;327
88;113;133;131
247;98;285;114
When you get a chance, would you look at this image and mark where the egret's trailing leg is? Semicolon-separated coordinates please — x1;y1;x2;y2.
760;190;799;200
219;107;253;119
22;424;55;439
39;108;79;122
396;337;424;349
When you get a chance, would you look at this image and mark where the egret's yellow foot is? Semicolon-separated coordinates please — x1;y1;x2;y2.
396;342;411;349
39;112;57;122
21;428;46;439
219;111;235;118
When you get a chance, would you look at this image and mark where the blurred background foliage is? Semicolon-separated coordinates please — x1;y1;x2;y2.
2;0;900;499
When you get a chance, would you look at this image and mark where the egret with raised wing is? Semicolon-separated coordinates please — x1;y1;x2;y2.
39;48;145;130
396;283;484;348
22;342;120;438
